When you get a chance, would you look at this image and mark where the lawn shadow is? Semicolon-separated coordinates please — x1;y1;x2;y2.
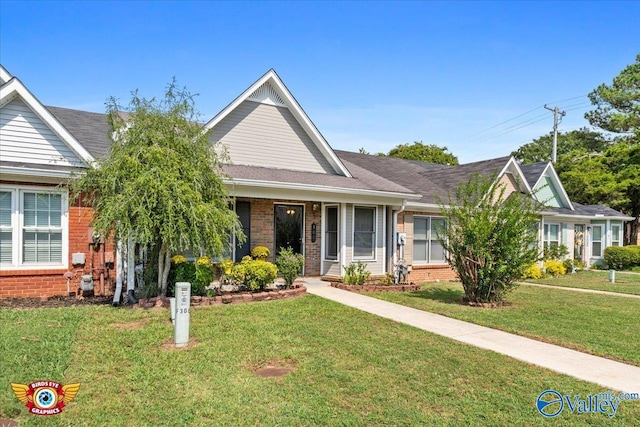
407;287;465;305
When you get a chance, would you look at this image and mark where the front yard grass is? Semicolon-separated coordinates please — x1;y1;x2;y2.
2;295;639;425
371;282;640;367
524;269;640;295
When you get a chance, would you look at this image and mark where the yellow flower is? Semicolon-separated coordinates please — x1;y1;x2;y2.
251;246;270;259
196;256;212;267
171;255;187;265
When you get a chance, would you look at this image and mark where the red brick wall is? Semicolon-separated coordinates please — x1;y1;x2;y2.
240;198;322;276
0;195;116;298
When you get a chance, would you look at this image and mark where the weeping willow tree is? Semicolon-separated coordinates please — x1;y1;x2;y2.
73;80;243;296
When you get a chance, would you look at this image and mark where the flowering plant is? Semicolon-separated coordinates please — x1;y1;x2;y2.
251;246;270;259
196;256;212;268
171;254;187;265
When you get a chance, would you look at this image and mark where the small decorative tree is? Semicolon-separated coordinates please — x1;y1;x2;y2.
439;174;540;304
276;247;305;288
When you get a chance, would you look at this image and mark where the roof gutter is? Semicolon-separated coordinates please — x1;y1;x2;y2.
224;177;421;200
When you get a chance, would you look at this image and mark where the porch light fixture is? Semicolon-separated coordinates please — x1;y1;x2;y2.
312;203;320;212
286;208;296;215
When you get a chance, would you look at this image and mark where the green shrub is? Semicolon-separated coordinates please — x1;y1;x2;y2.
544;260;566;277
231;257;278;291
343;261;370;285
522;263;543;280
193;256;214;296
251;246;270;259
605;245;640;269
275;247;305;288
562;259;575;274
543;244;569;261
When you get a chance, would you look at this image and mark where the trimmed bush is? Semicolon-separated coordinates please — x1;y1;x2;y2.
522;263;543;280
544;260;566;277
605;245;640;269
231;256;278;291
251;246;270;259
276;247;305;288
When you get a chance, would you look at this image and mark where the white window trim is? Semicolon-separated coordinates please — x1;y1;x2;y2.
352;205;377;261
323;204;339;262
611;224;621;247
412;215;447;265
0;184;68;270
544;223;561;248
591;224;604;258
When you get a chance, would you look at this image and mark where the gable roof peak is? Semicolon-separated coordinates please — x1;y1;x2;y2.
203;69;352;177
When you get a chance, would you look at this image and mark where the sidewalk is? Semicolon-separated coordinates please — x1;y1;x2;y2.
304;279;640;393
519;281;640;299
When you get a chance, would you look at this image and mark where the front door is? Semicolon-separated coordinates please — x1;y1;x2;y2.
274;204;304;256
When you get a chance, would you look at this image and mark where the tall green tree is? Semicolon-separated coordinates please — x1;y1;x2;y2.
73;80;243;296
439;174;540;304
585;53;640;137
583;53;640;243
511;128;609;164
386;141;459;165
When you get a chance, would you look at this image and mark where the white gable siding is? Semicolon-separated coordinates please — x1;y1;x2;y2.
0;98;83;167
534;176;565;208
211;100;337;174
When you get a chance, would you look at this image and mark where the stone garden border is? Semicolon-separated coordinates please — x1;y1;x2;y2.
136;283;306;308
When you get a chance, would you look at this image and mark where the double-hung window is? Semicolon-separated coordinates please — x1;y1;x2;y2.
543;223;560;249
611;224;621;247
591;225;604;258
0;187;67;268
353;206;376;259
413;216;446;263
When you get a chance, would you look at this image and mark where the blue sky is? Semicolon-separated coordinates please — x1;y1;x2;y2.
1;1;638;163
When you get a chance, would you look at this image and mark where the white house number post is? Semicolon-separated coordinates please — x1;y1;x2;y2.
174;282;191;348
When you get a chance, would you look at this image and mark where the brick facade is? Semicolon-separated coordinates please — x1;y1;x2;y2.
397;210;458;283
1;195;116;298
240;198;322;276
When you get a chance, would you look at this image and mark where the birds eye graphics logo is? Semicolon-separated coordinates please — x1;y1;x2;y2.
10;381;80;416
537;389;564;417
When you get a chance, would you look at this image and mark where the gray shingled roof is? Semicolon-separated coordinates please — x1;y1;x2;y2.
336;151;512;205
519;162;548;188
46;106;414;196
47;106;113;159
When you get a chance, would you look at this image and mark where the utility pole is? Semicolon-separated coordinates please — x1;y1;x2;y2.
544;104;566;164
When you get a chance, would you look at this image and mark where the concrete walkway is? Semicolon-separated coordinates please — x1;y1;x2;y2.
519;281;640;299
304;279;640;393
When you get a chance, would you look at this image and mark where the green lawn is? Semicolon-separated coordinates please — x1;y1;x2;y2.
2;296;639;425
371;283;640;367
524;270;640;295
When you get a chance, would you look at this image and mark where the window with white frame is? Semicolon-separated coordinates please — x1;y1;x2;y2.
0;188;67;268
592;225;603;258
325;206;338;261
413;216;446;263
0;191;13;265
611;224;621;247
543;223;560;249
353;206;376;259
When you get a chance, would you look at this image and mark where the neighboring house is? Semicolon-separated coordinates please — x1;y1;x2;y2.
0;65;632;297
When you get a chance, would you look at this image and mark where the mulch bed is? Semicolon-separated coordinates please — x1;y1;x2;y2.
330;282;421;292
0;295;116;309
